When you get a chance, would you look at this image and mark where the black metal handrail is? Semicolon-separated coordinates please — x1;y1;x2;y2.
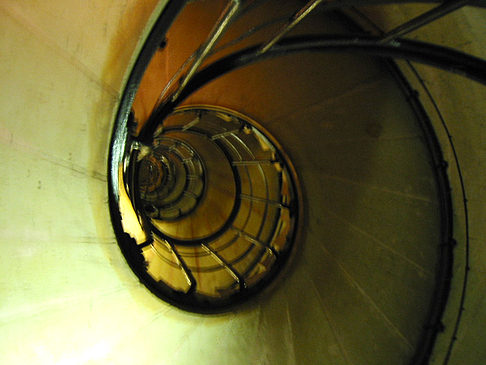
108;1;484;363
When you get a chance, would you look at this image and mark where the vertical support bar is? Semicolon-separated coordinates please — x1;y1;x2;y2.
172;0;241;101
167;242;197;294
379;0;469;44
202;243;246;291
232;227;278;256
257;0;329;55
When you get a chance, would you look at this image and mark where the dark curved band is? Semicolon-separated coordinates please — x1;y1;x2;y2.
138;34;486;144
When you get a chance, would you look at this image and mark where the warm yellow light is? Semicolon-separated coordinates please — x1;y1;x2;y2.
118;165;147;244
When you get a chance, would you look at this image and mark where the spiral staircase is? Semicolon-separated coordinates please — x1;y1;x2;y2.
1;1;485;364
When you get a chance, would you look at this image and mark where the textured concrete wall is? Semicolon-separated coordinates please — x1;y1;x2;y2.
358;5;486;363
0;1;167;363
0;1;484;364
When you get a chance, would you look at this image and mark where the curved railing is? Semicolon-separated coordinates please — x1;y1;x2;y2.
120;104;302;310
108;1;485;363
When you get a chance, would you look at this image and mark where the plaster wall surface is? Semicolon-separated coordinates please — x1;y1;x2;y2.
0;1;484;364
358;6;486;364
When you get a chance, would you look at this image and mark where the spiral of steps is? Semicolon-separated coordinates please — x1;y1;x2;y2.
107;1;455;362
122;105;300;309
2;1;486;364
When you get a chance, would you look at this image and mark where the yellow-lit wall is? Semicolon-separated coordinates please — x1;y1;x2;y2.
0;1;484;364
